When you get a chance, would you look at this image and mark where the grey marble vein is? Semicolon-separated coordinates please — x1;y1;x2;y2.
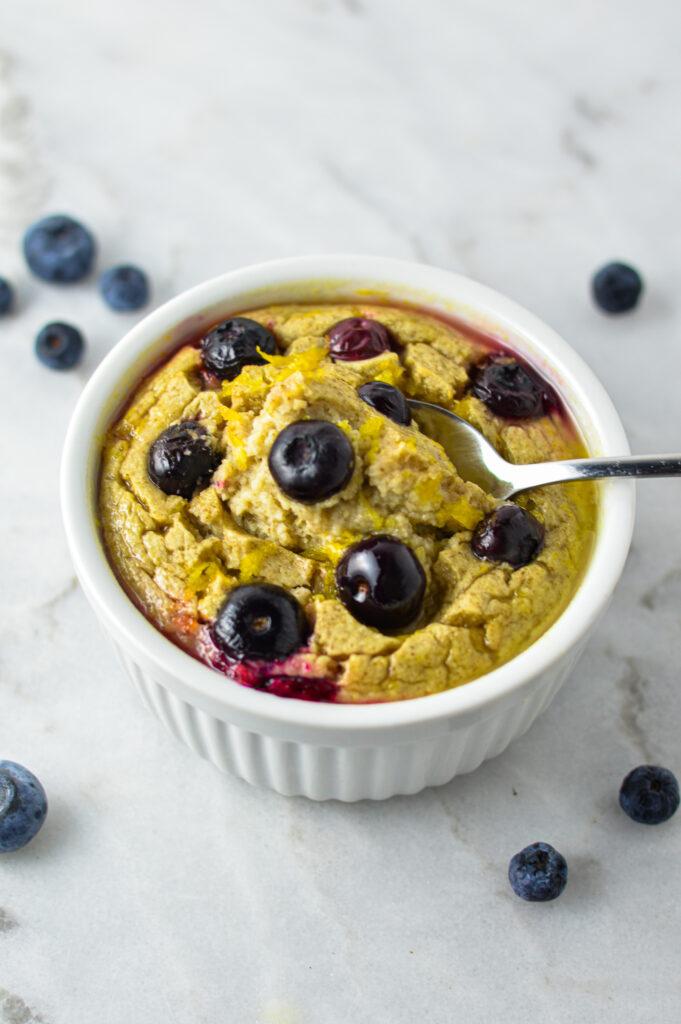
0;989;47;1024
0;49;51;242
616;656;654;763
0;909;17;933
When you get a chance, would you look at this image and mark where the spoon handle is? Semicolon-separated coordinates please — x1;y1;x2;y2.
513;454;681;491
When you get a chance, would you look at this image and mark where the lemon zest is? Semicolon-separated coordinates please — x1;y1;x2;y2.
304;530;361;566
439;498;482;530
358;416;384;462
239;541;279;582
185;561;220;594
414;472;442;505
359;491;384;530
373;362;405;387
257;345;327;380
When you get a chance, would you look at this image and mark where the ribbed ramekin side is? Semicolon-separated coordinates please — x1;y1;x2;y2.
110;641;575;800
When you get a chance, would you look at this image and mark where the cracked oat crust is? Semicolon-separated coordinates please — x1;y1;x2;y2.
99;303;597;702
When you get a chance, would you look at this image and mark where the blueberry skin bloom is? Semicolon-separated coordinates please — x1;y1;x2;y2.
592;261;643;314
35;322;85;370
100;264;149;311
23;214;96;283
336;535;426;631
268;420;355;503
0;277;14;315
619;765;680;825
0;761;48;853
201;317;277;381
212;584;308;661
508;842;568;902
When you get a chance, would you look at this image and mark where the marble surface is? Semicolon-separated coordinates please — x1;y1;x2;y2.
1;0;681;1020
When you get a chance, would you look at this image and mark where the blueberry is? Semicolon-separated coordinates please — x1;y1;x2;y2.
23;214;95;283
471;505;544;568
148;421;221;499
472;358;553;418
201;317;277;380
0;761;47;853
357;381;411;425
592;262;643;314
100;264;149;311
268;420;354;503
619;765;680;825
508;842;568;902
212;583;308;661
35;322;85;370
327;317;393;361
336;535;426;631
0;277;14;315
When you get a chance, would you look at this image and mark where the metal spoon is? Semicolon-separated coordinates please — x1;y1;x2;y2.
407;399;681;501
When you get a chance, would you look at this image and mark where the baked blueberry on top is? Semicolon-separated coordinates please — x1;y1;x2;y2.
99;302;597;703
268;420;354;503
327;317;393;361
212;584;308;661
472;358;552;418
148;422;221;499
471;505;544;567
357;381;411;425
201;317;277;380
336;535;426;631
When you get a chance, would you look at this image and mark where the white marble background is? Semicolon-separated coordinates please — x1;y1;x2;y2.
1;0;681;1021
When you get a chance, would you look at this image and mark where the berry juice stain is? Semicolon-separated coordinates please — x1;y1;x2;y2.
201;633;338;703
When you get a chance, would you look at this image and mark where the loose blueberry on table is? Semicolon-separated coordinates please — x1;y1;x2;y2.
0;761;48;853
508;842;568;902
268;420;355;503
211;583;308;661
147;421;221;499
471;357;552;418
35;321;85;370
100;264;150;311
327;317;393;361
201;317;277;380
591;261;643;314
471;505;544;568
335;535;426;631
0;276;14;315
619;765;679;825
357;381;411;425
23;213;96;283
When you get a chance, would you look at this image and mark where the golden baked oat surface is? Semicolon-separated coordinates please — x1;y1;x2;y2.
99;304;597;703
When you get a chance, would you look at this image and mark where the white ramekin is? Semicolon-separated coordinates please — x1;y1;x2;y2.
60;256;635;801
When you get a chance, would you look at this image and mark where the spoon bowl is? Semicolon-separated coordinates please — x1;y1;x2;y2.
407;399;681;500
